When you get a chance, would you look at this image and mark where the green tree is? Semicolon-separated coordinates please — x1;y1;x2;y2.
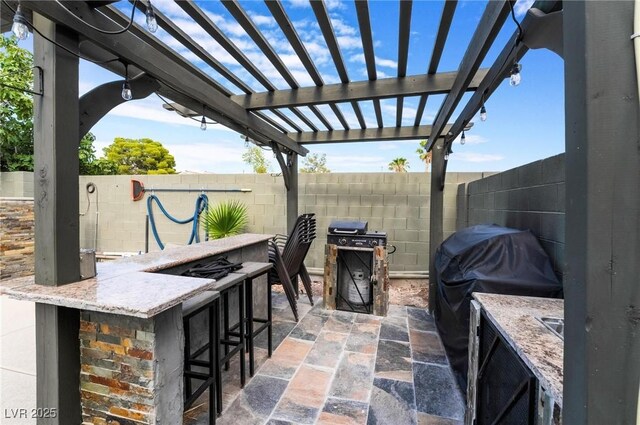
0;35;34;171
103;137;176;175
300;153;331;173
79;132;117;175
416;139;433;172
388;157;410;173
242;146;270;174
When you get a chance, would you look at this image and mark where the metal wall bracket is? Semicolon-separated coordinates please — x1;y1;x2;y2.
0;65;43;96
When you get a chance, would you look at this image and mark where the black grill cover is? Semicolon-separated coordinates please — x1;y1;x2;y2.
434;224;563;392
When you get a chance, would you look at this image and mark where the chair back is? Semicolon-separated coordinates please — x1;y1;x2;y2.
282;213;316;276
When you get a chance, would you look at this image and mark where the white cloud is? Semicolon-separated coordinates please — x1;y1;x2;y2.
452;152;504;163
250;14;277;27
336;35;363;50
167;143;245;172
330;18;357;36
452;134;488;146
514;0;535;17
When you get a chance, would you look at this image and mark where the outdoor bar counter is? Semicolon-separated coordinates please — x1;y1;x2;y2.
3;233;272;424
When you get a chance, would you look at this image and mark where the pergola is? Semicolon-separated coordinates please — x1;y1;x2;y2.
1;1;639;424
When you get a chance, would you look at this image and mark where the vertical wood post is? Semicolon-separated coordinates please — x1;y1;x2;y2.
32;14;81;424
428;139;445;312
33;14;79;285
286;152;298;235
563;2;640;423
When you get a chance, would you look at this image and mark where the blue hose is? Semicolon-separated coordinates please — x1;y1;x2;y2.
146;194;209;250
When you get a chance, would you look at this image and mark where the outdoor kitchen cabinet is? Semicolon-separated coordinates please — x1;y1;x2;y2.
466;294;564;425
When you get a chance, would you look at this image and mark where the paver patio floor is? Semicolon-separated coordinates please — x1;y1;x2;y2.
185;292;465;425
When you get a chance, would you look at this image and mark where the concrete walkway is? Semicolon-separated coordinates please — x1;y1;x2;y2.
1;295;36;425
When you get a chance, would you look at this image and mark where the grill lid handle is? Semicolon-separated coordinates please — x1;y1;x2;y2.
331;228;359;234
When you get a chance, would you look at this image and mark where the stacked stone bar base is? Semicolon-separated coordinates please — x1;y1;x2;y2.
79;307;184;424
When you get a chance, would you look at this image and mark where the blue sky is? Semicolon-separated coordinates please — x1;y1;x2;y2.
10;0;565;173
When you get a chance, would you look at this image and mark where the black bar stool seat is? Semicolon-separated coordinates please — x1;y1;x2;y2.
182;290;220;424
228;262;273;376
209;271;248;414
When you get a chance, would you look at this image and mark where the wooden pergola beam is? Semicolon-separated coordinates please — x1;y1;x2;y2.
232;70;488;110
22;1;306;154
293;124;451;144
426;0;510;151
414;0;457;126
396;0;412;127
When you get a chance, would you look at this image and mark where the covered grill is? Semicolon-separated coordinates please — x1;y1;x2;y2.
324;220;389;315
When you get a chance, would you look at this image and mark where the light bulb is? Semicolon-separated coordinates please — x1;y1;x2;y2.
121;81;132;101
444;152;449;161
480;105;487;122
509;63;522;86
461;131;466;145
145;2;158;33
12;6;29;41
200;116;207;131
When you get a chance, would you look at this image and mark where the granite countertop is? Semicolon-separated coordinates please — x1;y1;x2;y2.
3;233;272;318
473;293;564;407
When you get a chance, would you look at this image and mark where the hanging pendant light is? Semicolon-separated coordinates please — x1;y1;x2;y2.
509;63;522;86
12;5;29;40
121;65;133;101
145;1;158;33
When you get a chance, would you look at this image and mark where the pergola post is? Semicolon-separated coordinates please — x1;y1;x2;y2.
286;152;299;234
563;2;640;423
428;139;445;312
32;13;81;423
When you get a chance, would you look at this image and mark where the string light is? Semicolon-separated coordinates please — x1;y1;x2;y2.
121;65;133;101
461;131;466;145
480;105;487;121
145;1;158;33
12;4;29;40
510;63;522;86
200;105;207;130
444;143;453;161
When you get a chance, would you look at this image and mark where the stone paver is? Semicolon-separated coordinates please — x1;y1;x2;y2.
186;292;465;425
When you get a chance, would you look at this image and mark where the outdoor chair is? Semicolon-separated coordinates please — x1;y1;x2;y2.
268;213;317;321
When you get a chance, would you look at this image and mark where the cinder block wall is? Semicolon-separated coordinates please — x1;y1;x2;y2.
0;171;34;198
458;153;565;276
0;171;490;273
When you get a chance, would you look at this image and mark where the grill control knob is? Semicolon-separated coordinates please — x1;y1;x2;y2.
370;240;378;247
339;238;347;245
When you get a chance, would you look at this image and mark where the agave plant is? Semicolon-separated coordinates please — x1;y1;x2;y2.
202;200;249;239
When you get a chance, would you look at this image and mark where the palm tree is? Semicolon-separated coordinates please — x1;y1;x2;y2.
416;139;432;172
388;157;409;172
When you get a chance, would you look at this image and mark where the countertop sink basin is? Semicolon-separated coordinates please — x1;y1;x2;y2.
537;316;564;340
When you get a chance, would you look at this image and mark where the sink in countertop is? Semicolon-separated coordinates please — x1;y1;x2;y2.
537;316;564;340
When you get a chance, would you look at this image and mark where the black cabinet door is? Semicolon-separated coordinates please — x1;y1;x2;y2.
476;312;537;425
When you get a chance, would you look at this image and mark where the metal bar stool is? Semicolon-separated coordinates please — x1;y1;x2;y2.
182;290;220;424
229;262;273;376
212;272;247;414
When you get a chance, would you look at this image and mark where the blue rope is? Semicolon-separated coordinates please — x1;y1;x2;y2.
146;194;209;250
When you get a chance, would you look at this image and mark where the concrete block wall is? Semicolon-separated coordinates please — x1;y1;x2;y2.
458;154;565;276
0;171;34;198
0;171;489;273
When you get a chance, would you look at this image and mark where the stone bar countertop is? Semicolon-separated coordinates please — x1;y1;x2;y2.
3;233;272;318
473;293;564;407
